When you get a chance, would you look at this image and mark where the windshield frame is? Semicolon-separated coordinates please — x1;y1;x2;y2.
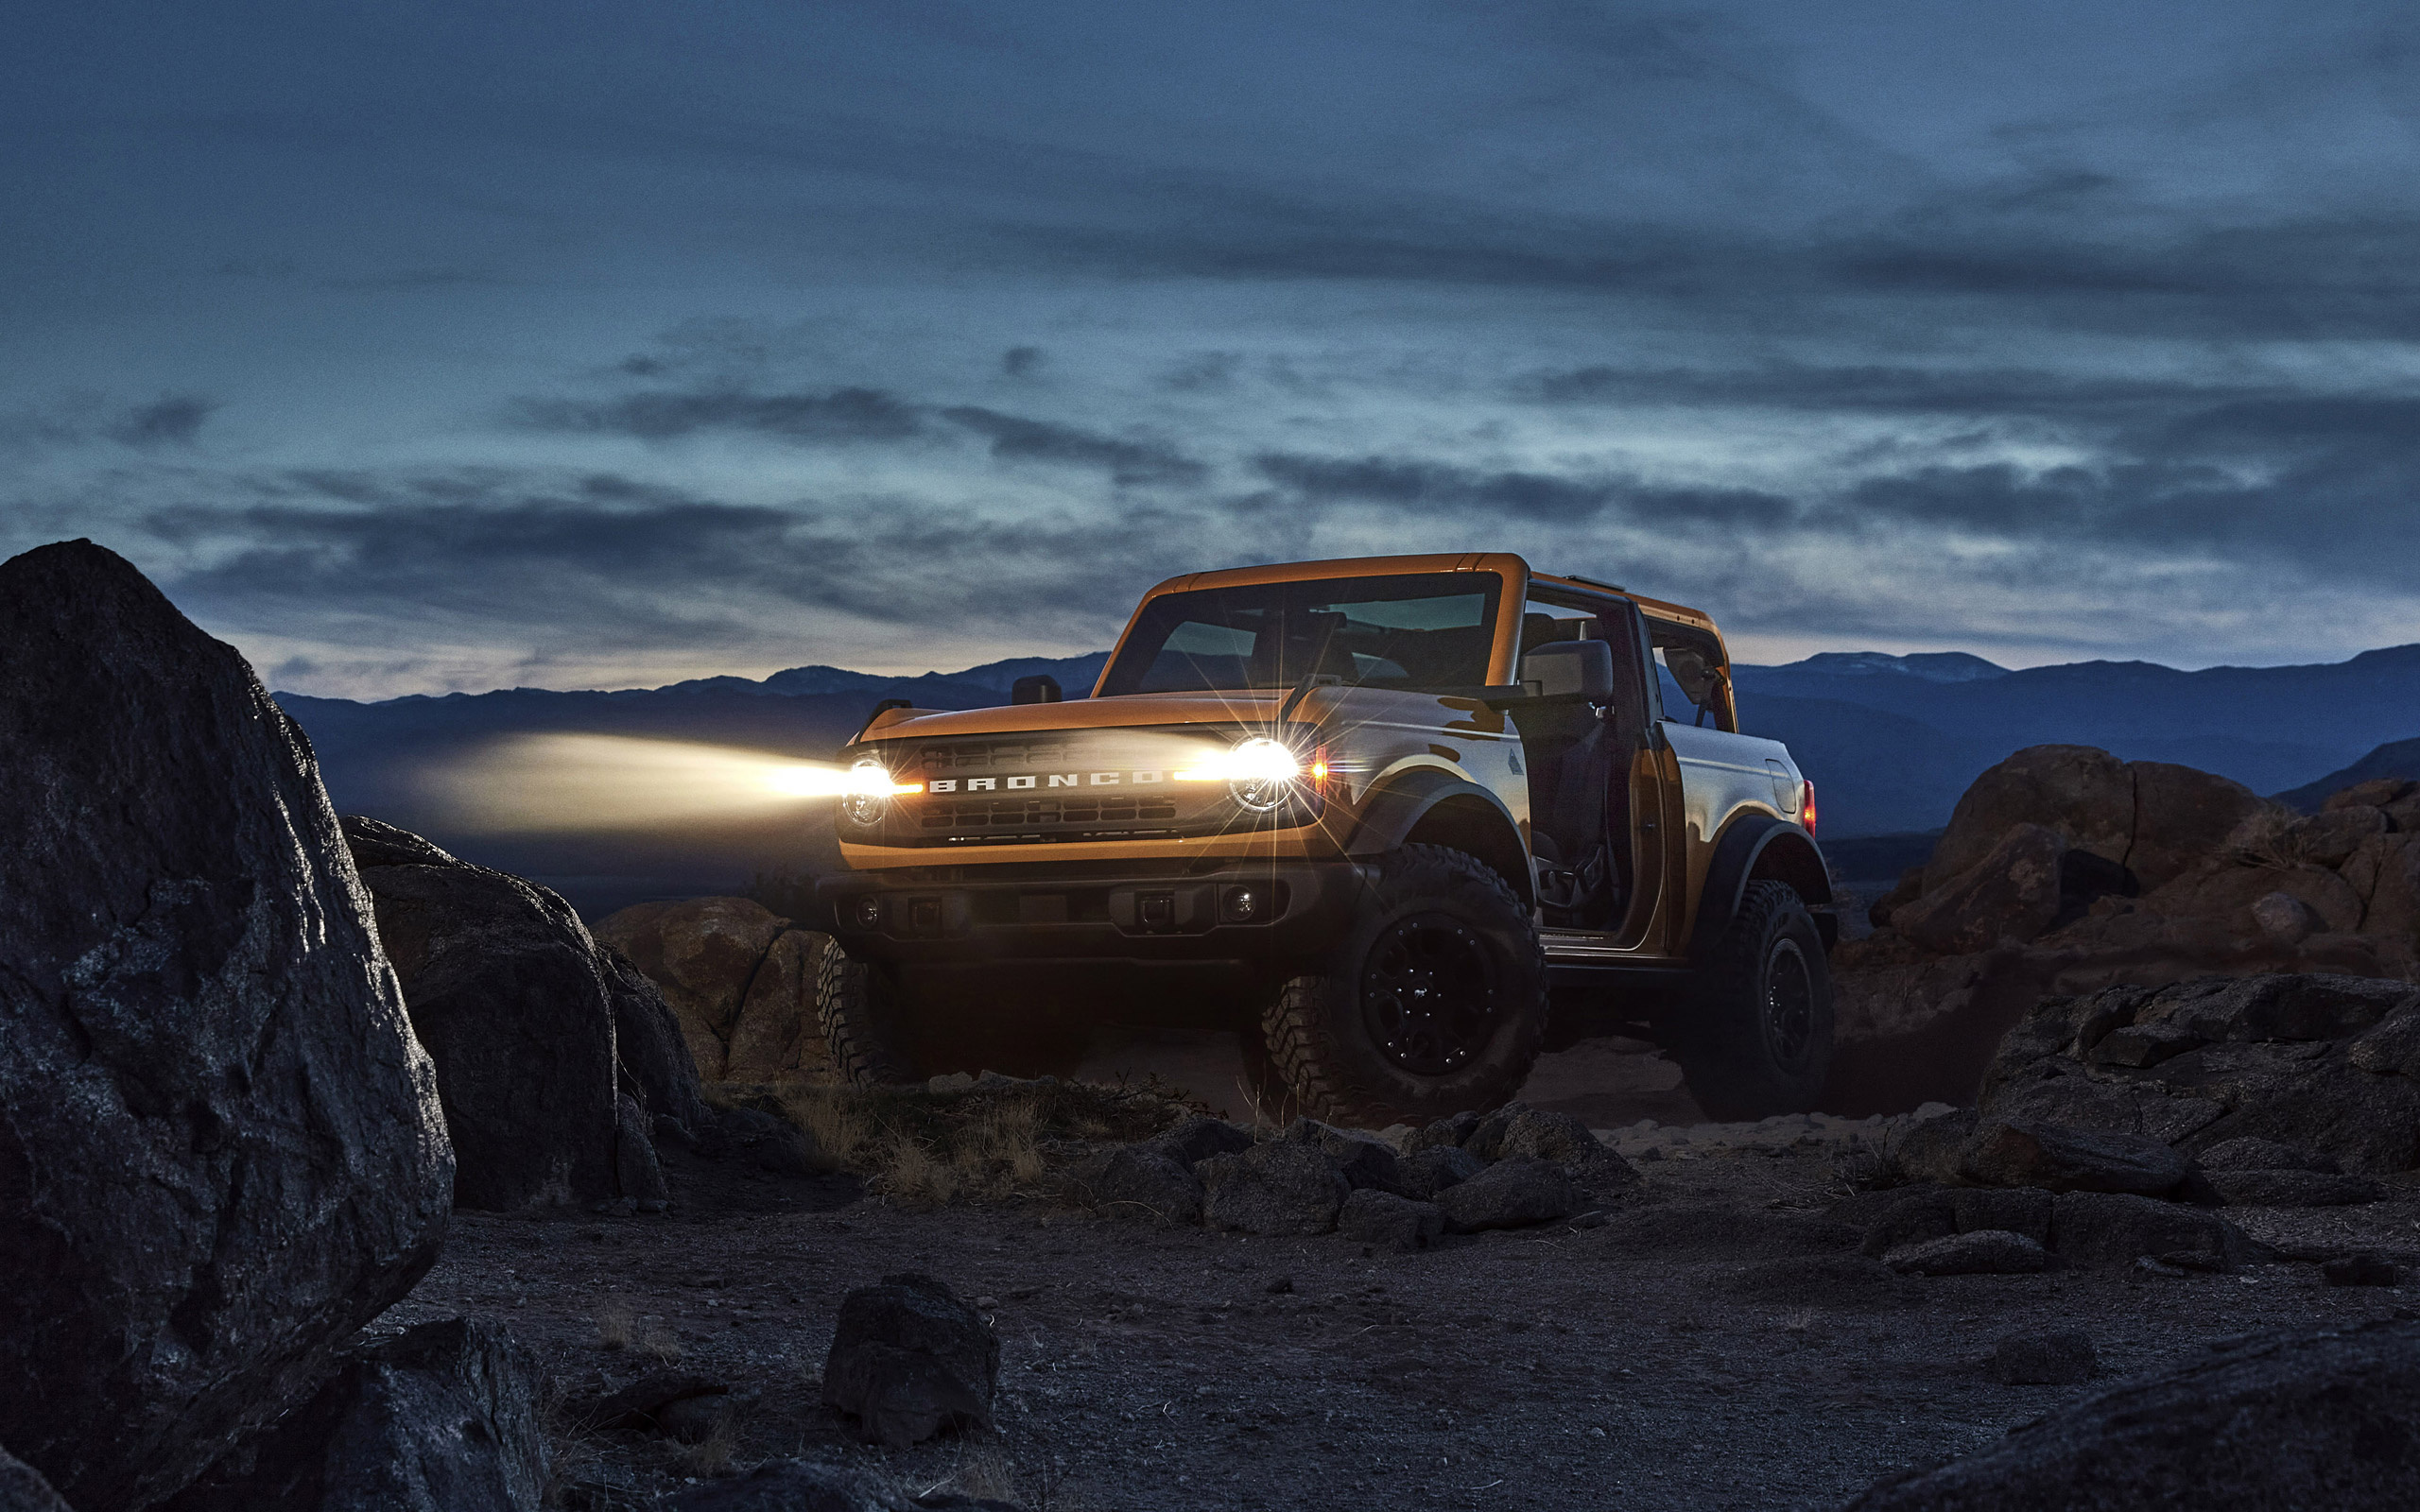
1097;566;1520;697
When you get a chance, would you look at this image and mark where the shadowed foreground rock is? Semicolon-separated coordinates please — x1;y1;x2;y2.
822;1273;1000;1448
1843;1319;2420;1510
0;1451;71;1512
341;816;623;1210
0;541;454;1510
164;1318;547;1512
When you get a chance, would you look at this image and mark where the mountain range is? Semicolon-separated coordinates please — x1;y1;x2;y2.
277;644;2420;917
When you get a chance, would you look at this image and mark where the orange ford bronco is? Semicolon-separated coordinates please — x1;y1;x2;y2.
811;553;1833;1125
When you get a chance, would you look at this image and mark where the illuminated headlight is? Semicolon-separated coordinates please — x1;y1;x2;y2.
839;758;912;826
1176;736;1303;814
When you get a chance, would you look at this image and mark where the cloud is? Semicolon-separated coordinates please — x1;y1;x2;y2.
135;466;1296;661
106;394;217;447
1253;453;1796;529
1;392;217;453
937;406;1205;486
510;386;925;443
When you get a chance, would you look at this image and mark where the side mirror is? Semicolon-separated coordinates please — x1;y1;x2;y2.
1011;674;1062;705
1520;640;1614;703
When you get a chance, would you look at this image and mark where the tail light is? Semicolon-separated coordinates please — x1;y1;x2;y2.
1801;779;1818;835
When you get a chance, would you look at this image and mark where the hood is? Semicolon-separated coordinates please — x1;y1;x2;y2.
856;684;1481;745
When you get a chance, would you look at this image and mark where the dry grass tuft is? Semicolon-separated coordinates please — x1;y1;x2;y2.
2227;803;2323;869
677;1417;739;1478
593;1301;634;1352
636;1318;682;1365
930;1447;1019;1503
735;1076;1197;1207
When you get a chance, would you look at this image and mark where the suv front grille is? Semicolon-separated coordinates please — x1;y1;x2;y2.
921;796;1182;832
854;726;1257;846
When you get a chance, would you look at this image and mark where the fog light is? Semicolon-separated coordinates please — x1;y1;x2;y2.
1220;886;1260;923
848;896;882;930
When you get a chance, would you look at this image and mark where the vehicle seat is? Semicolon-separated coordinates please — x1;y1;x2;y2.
1512;623;1651;929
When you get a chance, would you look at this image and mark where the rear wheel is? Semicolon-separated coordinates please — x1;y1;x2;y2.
1672;880;1834;1120
1260;844;1547;1126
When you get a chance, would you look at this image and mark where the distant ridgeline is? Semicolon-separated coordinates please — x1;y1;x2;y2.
275;644;2420;916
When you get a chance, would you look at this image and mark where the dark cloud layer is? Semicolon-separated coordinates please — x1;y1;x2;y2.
941;406;1204;486
7;2;2418;693
510;387;925;443
1255;453;1796;529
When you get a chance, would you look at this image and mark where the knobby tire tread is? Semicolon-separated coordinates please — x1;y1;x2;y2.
1679;879;1830;1120
1261;843;1546;1126
815;937;919;1089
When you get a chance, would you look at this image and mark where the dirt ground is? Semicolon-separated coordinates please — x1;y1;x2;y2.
370;1039;2420;1512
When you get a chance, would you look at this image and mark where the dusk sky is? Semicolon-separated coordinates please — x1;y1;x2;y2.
6;2;2416;699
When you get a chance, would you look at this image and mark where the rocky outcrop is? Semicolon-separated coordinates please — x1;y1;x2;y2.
1844;1319;2420;1510
821;1273;999;1448
1831;746;2420;1111
596;898;835;1083
164;1318;548;1512
342;817;624;1211
0;541;455;1511
1979;973;2420;1175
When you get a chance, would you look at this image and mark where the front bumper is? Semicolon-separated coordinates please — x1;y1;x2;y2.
812;859;1373;967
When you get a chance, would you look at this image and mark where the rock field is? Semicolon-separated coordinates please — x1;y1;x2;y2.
366;1103;2420;1511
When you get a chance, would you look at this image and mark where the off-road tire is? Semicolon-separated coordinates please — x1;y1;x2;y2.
1673;879;1834;1120
1260;843;1547;1125
815;936;923;1088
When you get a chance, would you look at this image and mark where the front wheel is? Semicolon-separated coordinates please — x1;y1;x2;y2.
1672;880;1834;1120
815;937;923;1088
1260;844;1547;1126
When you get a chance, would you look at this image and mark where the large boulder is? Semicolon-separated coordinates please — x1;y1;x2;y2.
596;948;716;1138
1980;974;2420;1173
1896;824;2067;954
1434;1157;1580;1232
163;1318;548;1512
1200;1142;1352;1235
2048;1191;2257;1270
595;898;833;1084
1956;1119;2193;1196
1061;1146;1204;1226
0;541;455;1510
821;1273;999;1449
1828;746;2420;1115
1922;746;2137;891
1843;1320;2420;1509
343;817;621;1211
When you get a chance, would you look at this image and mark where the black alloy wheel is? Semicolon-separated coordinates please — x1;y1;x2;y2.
1260;843;1547;1125
1759;935;1816;1070
1361;914;1498;1075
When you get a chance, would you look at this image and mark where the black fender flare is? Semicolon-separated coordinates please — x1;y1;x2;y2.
1688;813;1833;962
1343;766;1533;909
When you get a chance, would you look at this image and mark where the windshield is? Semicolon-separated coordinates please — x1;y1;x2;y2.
1099;572;1503;696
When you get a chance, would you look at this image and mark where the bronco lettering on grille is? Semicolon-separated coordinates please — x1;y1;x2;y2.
927;770;1165;794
